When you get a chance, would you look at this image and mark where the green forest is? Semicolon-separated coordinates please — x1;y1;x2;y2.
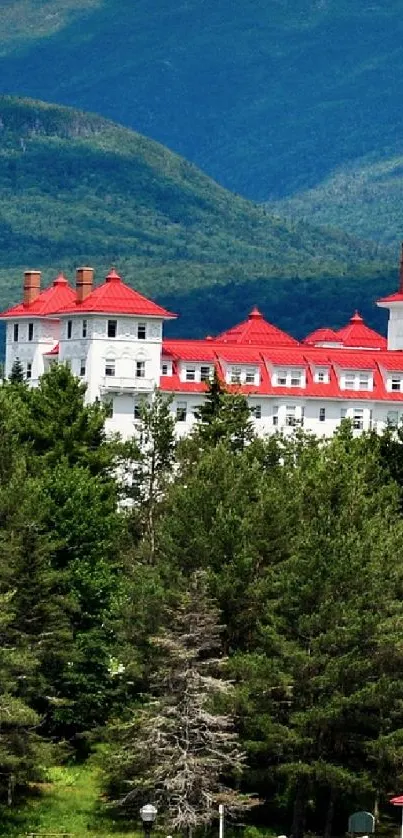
2;364;403;837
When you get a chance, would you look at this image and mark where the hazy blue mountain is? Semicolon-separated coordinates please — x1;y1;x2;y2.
1;1;403;203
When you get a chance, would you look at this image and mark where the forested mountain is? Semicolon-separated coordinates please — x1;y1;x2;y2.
0;0;402;207
270;153;403;248
0;96;393;340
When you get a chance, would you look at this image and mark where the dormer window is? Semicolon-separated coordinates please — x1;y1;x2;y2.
186;366;196;381
274;368;305;388
245;367;257;384
200;365;212;382
107;319;117;338
290;372;302;387
342;371;373;391
13;324;19;342
162;363;169;376
391;376;403;392
277;370;287;386
230;367;242;384
28;323;34;342
137;323;146;340
315;368;329;383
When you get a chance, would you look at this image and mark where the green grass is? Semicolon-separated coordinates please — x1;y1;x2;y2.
0;763;143;838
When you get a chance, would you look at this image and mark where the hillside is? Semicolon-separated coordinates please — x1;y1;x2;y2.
0;1;403;203
0;96;393;339
270;153;403;248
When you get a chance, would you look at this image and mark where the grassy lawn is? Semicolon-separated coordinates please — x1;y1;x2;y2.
0;763;143;838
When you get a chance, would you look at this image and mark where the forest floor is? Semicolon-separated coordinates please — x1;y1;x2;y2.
0;762;141;838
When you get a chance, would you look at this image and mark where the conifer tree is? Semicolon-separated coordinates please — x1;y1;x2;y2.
8;357;25;384
105;572;254;834
194;370;254;451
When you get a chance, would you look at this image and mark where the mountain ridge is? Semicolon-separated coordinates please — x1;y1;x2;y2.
0;0;402;205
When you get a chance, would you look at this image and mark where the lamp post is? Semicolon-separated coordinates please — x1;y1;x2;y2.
140;804;158;838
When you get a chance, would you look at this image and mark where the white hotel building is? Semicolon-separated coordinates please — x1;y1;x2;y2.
2;261;403;439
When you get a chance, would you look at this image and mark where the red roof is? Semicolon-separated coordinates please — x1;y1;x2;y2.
390;796;403;806
1;274;75;318
216;307;299;347
44;343;59;356
57;269;176;318
160;340;403;402
304;327;341;345
336;311;386;349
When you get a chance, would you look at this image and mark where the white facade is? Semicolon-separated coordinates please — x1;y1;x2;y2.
3;264;403;441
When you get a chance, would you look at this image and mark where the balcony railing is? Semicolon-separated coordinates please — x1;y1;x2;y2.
100;376;154;393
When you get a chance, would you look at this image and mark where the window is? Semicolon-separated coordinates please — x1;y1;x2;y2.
80;359;86;377
251;404;262;419
319;407;326;422
353;408;364;430
344;373;355;389
161;363;169;376
185;366;196;381
359;373;370;391
200;365;212;382
176;401;187;422
277;370;287;386
272;405;279;426
26;362;32;380
13;323;19;342
290;372;302;387
286;406;296;427
67;320;72;340
300;406;305;427
107;319;117;338
105;359;115;377
387;410;399;427
245;367;256;384
137;323;146;340
82;319;87;338
28;322;34;342
230;366;241;384
136;360;146;378
340;408;347;421
316;369;328;383
391;377;402;392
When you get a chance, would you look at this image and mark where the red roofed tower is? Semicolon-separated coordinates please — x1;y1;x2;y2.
377;244;403;350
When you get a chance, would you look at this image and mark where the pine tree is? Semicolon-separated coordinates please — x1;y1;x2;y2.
8;357;25;384
105;572;254;834
194;371;254;452
122;391;176;561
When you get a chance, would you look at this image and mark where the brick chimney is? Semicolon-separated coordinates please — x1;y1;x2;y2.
76;267;94;303
23;270;41;306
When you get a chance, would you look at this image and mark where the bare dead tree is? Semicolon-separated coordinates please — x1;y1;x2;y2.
109;571;256;835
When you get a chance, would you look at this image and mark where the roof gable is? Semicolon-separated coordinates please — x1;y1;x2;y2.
57;269;176;318
216;306;299;347
1;274;75;318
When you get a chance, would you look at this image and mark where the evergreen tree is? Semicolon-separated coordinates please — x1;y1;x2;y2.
122;391;176;561
194;371;254;452
8;358;25;384
105;572;253;834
